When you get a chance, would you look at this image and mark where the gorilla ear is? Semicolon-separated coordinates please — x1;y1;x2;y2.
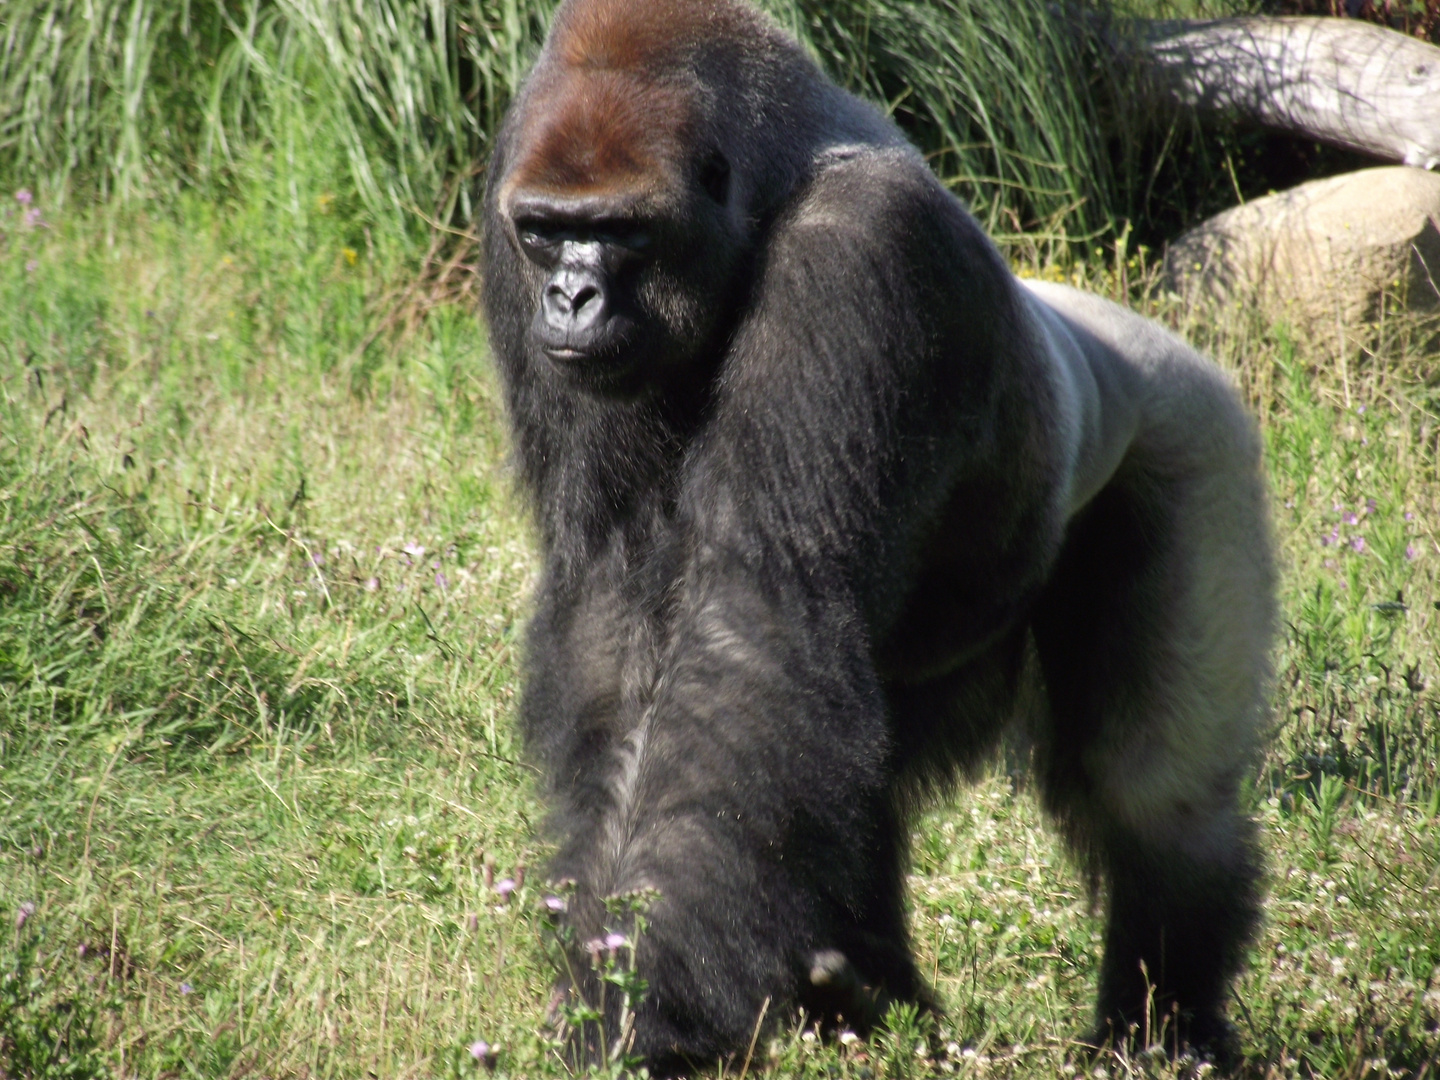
698;149;731;205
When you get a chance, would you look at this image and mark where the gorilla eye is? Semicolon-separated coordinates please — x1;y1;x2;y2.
698;150;730;205
517;226;559;263
596;222;652;252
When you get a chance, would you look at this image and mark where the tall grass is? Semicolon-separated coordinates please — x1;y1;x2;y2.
772;0;1116;243
2;0;1256;253
1;0;555;234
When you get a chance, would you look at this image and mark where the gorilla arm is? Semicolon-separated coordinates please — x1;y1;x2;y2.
570;152;1081;1063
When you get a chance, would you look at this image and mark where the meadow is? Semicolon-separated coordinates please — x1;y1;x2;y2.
2;0;1439;1077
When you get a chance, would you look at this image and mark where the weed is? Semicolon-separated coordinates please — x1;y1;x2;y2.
0;917;116;1080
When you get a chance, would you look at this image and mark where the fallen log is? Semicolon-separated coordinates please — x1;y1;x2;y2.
1123;16;1440;170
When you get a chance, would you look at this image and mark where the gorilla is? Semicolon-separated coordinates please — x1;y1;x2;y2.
479;0;1274;1071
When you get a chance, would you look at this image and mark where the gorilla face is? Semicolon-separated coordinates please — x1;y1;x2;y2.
509;193;653;367
502;146;742;396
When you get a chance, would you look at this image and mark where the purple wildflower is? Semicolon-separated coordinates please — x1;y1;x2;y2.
469;1039;493;1063
1406;545;1417;561
435;571;449;591
1365;498;1377;514
15;902;35;930
180;982;194;995
1350;536;1365;553
1342;512;1359;526
365;577;379;591
25;260;38;273
14;189;32;205
585;937;607;958
1404;512;1414;522
403;542;425;558
544;895;567;914
310;552;325;566
1356;404;1366;414
494;877;516;899
23;207;42;228
605;931;628;950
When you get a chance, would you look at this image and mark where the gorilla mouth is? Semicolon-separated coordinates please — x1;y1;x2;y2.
542;339;630;366
542;344;594;363
536;315;642;384
540;339;647;396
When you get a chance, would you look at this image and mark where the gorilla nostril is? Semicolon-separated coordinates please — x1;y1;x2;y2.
545;283;574;315
572;284;600;312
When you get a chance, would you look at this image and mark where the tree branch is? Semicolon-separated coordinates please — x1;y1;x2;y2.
1125;16;1440;169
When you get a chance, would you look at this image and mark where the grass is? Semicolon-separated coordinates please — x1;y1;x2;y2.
3;144;1440;1080
0;3;1437;1077
3;0;1275;259
1;190;547;1076
0;4;1434;1077
0;0;553;227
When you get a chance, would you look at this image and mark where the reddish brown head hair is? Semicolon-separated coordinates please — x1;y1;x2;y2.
500;0;762;207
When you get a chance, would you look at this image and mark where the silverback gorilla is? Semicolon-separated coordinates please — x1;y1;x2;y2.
479;0;1274;1071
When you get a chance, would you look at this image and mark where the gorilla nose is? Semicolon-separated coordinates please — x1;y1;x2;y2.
543;268;608;340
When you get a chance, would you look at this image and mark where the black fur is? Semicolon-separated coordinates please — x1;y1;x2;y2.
479;0;1273;1071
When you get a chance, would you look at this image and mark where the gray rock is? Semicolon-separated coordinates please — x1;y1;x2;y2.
1163;166;1440;333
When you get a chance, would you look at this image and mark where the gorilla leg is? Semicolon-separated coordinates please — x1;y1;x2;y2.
1092;811;1260;1054
1030;454;1272;1056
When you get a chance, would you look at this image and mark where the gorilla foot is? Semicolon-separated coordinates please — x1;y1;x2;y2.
1084;1011;1241;1073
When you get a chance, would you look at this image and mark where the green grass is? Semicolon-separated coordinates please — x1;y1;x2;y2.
3;0;1270;257
4;2;1437;1076
3;168;1439;1079
4;2;1435;1078
0;194;549;1076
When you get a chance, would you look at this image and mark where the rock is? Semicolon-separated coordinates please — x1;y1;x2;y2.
1162;166;1440;333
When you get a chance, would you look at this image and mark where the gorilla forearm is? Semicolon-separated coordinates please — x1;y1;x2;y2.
547;562;910;1060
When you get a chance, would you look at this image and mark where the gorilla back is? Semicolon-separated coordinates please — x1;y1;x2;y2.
480;0;1274;1070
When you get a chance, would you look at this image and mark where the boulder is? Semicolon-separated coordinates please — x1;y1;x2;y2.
1162;166;1440;333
